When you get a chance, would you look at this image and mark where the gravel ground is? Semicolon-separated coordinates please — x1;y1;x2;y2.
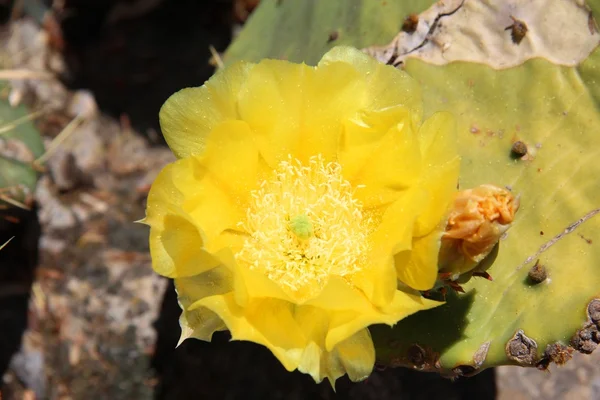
497;351;600;400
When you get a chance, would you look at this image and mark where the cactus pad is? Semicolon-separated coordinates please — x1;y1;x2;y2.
224;0;438;65
0;82;44;206
371;42;600;375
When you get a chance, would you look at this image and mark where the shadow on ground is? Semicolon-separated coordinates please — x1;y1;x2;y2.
0;206;40;379
59;0;232;136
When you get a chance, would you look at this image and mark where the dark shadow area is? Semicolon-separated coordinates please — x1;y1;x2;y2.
153;280;496;400
0;205;41;381
58;0;232;136
0;3;12;24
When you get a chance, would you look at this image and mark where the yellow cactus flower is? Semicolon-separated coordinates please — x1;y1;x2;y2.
144;47;460;385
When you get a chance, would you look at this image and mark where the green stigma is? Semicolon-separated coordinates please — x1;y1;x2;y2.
289;214;314;240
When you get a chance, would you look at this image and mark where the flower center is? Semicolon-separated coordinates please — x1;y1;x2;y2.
289;214;314;240
235;155;371;301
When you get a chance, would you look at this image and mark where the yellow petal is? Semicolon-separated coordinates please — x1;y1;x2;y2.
199;120;263;200
145;153;249;277
413;157;461;237
412;111;460;235
237;59;365;166
192;294;305;371
178;307;225;346
294;305;330;347
325;290;441;351
145;160;219;278
291;307;375;385
338;105;412;182
296;342;325;382
183;120;266;257
237;60;310;167
175;265;233;343
332;328;375;382
296;59;365;162
183;178;242;249
418;111;458;168
298;326;375;385
349;122;422;209
175;164;244;256
350;252;396;308
292;306;350;384
382;288;443;316
188;294;377;385
159;61;254;159
305;276;376;312
154;213;223;278
319;46;423;126
368;188;426;257
176;266;234;305
394;230;443;290
230;258;293;307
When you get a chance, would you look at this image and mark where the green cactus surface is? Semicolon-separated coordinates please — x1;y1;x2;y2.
224;0;600;375
224;0;437;65
0;82;44;207
371;48;600;374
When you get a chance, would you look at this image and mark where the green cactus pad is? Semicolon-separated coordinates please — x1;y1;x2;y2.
371;41;600;375
224;0;600;375
224;0;437;65
0;82;44;206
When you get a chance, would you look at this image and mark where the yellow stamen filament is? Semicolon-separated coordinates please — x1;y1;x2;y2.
236;155;370;301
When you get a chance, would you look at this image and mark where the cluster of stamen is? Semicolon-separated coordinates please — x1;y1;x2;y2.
235;155;370;301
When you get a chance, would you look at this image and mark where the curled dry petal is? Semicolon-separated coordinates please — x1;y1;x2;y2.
439;184;520;277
